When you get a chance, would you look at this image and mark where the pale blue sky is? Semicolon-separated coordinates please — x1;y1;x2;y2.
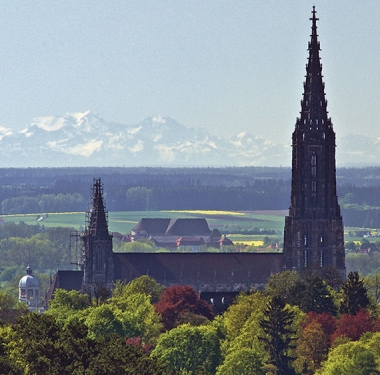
0;1;378;145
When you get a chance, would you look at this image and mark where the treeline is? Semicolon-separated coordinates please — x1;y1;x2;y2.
2;167;380;227
0;223;72;298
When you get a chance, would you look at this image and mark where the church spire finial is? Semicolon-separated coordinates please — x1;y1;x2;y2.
309;6;320;52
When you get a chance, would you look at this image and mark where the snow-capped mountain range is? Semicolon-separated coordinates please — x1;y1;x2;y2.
0;111;376;167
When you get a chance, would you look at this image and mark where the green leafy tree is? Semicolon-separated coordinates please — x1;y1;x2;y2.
110;280;163;343
152;324;221;374
46;288;91;324
340;271;370;315
216;348;265;375
112;276;164;304
212;292;270;375
259;295;297;375
219;291;271;363
84;304;124;339
265;270;307;306
364;274;380;304
112;292;163;344
0;324;22;375
316;339;380;375
0;290;29;325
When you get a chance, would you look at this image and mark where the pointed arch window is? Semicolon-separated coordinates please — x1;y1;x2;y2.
320;249;324;267
311;153;317;176
318;234;324;247
311;181;317;198
311;153;317;199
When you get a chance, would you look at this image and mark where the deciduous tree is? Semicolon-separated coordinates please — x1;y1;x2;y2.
316;339;380;375
265;270;306;306
332;309;373;342
215;348;265;375
155;285;214;330
112;276;164;304
152;324;221;374
294;320;327;374
303;312;337;348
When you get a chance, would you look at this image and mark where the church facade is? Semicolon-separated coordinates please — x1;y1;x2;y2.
48;7;345;305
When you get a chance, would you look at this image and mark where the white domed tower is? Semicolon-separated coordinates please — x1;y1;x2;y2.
19;265;40;309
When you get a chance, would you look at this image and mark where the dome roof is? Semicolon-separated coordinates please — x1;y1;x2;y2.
19;275;40;288
19;265;40;288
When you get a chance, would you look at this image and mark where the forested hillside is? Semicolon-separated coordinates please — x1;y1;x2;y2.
1;167;380;227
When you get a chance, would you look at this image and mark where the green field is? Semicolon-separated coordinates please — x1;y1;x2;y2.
0;210;368;244
1;210;286;238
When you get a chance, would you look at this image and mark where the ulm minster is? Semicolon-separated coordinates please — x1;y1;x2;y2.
47;6;346;304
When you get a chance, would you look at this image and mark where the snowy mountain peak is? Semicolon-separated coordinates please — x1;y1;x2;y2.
0;112;375;167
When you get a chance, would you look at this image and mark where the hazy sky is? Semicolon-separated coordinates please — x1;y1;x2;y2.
0;1;378;145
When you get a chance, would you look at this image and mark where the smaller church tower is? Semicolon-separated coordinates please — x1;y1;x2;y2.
82;178;114;294
19;265;40;309
283;7;345;277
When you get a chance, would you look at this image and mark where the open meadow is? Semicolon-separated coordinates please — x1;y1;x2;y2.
0;210;368;245
1;210;287;245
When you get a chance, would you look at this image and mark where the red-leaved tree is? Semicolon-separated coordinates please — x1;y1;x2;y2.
303;312;337;347
332;309;373;342
155;285;214;330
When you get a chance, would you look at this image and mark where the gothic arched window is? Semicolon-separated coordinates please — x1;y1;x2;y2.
311;153;317;176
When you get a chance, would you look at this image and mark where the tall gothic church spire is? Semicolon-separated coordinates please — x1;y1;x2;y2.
82;178;114;294
283;7;345;277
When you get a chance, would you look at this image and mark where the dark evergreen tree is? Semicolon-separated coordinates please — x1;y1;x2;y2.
340;271;370;315
259;295;296;375
300;276;337;315
321;266;344;290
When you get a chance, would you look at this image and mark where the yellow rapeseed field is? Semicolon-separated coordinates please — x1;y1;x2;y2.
235;240;264;246
164;210;245;216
